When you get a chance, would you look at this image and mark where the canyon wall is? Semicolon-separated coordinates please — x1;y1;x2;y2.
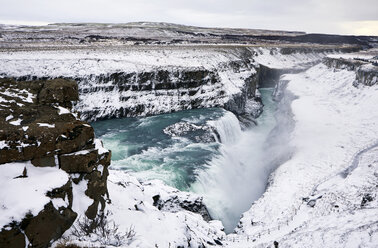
324;57;377;86
0;79;111;248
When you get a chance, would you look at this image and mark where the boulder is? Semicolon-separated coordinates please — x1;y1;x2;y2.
23;202;77;248
38;78;78;107
59;149;99;173
0;228;25;248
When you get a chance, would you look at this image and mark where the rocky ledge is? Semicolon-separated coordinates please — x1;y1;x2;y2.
324;54;378;86
0;78;111;248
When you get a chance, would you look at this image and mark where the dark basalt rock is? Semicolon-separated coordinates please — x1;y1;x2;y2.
152;194;212;222
37;78;78;107
0;201;77;248
59;149;99;173
23;202;77;248
0;228;25;248
163;121;220;143
324;57;378;86
356;66;378;86
323;57;364;71
31;155;56;167
0;78;93;164
361;193;374;207
46;180;74;208
0;78;111;247
73;64;257;122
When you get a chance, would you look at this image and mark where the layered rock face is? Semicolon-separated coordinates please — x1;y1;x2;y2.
0;79;111;248
324;56;378;86
73;57;258;122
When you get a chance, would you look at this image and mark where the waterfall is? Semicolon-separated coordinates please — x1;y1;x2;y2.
208;111;242;144
191;88;290;233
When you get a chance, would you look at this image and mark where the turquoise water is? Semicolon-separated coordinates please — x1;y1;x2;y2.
92;88;277;232
92;108;225;190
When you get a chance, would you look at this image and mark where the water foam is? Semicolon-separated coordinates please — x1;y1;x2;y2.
208;111;242;144
191;89;281;232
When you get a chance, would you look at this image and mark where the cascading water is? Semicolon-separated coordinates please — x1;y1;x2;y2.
92;87;293;234
208;111;242;144
191;88;278;232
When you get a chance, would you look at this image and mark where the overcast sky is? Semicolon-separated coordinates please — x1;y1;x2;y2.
0;0;377;35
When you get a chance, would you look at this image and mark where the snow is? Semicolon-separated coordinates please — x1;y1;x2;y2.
253;47;330;69
60;149;90;156
9;118;22;125
1;89;34;104
57;170;225;247
234;63;378;247
71;178;93;217
52;197;69;210
105;170;225;248
0;161;69;228
0;47;330;121
94;139;108;155
0;48;251;121
55;106;71;115
5;114;13;121
0;140;8;149
37;123;55;128
327;48;378;63
1;41;376;246
0;48;242;78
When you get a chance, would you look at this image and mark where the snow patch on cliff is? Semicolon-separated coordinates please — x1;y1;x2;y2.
0;161;69;228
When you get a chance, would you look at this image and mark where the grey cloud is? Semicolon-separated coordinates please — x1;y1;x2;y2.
0;0;376;34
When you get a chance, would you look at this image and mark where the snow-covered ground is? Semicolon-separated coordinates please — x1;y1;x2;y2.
232;63;378;247
56;170;226;248
253;48;329;69
327;48;378;63
0;161;69;228
0;47;329;78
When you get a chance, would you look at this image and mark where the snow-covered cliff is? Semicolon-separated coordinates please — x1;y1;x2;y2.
0;47;338;123
232;52;378;248
1;22;377;247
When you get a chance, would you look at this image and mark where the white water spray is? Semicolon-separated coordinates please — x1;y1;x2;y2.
209;111;242;144
191;88;292;233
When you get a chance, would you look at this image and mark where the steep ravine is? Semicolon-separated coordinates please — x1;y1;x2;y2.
231;54;377;247
1;47;376;247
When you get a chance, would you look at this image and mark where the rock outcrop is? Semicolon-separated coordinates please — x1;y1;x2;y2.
163;121;219;143
152;193;212;222
324;56;378;86
72;62;260;122
0;78;111;248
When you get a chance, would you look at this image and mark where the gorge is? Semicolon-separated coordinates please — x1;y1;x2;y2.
0;23;377;248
